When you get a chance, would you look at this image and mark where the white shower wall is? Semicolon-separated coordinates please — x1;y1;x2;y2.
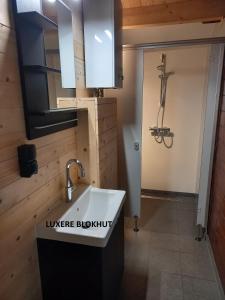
142;46;210;193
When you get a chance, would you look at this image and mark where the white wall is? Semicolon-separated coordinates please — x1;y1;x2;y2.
142;46;209;193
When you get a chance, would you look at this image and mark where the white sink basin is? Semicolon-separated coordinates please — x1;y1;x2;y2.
36;186;126;247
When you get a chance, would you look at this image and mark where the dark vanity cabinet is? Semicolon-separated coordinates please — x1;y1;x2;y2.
12;0;77;139
37;211;124;300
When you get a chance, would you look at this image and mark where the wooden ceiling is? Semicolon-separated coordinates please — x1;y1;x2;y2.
121;0;225;27
122;0;186;9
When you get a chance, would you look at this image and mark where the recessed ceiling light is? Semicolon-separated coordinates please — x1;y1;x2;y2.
47;0;56;3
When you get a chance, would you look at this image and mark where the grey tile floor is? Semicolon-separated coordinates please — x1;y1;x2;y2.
119;196;221;300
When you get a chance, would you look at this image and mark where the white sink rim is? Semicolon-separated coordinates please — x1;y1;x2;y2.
36;186;126;248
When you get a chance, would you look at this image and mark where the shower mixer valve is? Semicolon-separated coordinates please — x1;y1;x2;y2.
150;126;174;138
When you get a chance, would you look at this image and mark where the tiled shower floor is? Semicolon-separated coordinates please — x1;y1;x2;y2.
119;196;222;300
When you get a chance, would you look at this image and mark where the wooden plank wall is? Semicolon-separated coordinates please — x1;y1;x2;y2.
97;98;118;189
122;0;225;27
0;1;90;299
208;58;225;292
58;97;118;190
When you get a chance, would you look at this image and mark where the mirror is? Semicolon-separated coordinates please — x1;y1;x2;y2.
43;0;76;110
44;29;75;109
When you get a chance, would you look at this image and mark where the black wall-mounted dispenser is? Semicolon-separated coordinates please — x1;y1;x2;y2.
18;145;38;178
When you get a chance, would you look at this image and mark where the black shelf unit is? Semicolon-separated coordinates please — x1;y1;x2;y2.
12;1;77;140
23;65;61;73
31;108;77;116
17;11;58;30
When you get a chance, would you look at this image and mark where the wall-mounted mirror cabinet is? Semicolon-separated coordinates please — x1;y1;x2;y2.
44;27;75;109
83;0;123;89
12;0;77;139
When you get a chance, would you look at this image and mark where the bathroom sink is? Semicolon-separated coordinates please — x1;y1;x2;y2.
36;186;126;247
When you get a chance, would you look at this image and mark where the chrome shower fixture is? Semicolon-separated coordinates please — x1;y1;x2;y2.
149;53;174;149
157;53;174;107
150;127;173;138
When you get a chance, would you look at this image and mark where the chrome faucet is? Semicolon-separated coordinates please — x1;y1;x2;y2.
65;159;85;202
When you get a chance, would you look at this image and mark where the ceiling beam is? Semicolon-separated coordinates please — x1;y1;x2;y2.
122;0;225;28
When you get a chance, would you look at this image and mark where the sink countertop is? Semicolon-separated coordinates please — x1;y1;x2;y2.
37;184;90;223
36;185;126;248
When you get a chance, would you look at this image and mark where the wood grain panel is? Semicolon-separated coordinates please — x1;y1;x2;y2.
123;0;225;27
122;0;186;8
76;98;100;186
0;52;20;83
208;62;225;292
98;99;118;189
99;127;117;149
61;97;118;189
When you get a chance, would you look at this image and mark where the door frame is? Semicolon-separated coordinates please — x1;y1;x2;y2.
123;38;224;228
197;44;224;229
